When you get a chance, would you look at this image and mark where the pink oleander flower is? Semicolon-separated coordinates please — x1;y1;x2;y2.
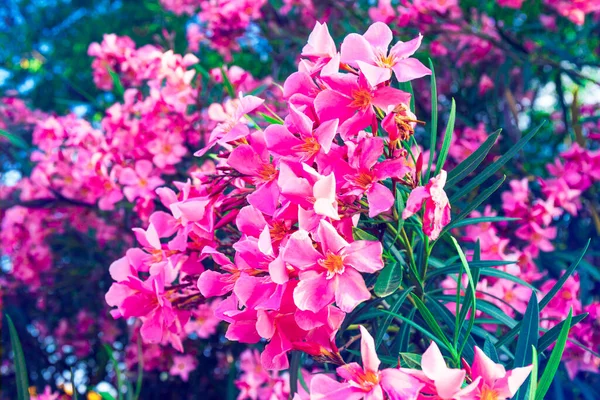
402;341;479;399
32;386;60;400
402;170;451;240
340;22;431;87
302;22;337;61
369;0;396;24
119;160;165;202
310;326;422;400
196;94;264;156
169;354;197;381
283;220;384;313
478;74;494;96
497;0;525;8
315;72;411;138
344;136;411;217
464;346;533;400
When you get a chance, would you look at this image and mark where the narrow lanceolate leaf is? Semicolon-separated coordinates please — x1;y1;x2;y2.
537;313;587;353
375;261;402;298
450;237;477;358
528;346;539;400
258;112;284;125
448;216;519;229
398;82;415;113
352;227;379;241
536;309;573;400
108;70;125;97
0;129;29;149
289;351;301;396
514;292;539;400
376;288;413;349
410;295;456;358
426;58;438;182
434;98;456;174
483;335;500;363
220;66;236;98
400;353;422;369
446;129;501;188
442;176;506;236
450;122;544;203
496;241;590;350
6;314;30;400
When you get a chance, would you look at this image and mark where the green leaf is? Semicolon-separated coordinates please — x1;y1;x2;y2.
134;335;144;400
528;346;539;400
352;227;379;241
537;313;587;353
478;268;537;291
71;369;78;400
411;295;456;358
379;309;453;353
108;69;125;97
396;308;416;353
220;66;236;97
449;216;519;229
376;288;413;349
446;129;501;188
443;176;506;235
514;292;539;400
400;353;422;369
375;261;403;298
289;351;301;396
483;335;499;363
496;241;590;350
425;59;438;182
539;240;590;310
0;129;29;149
450;122;544;203
450;237;477;358
434;98;456;174
426;260;516;280
104;344;123;400
536;309;573;400
5;314;30;400
258;112;283;125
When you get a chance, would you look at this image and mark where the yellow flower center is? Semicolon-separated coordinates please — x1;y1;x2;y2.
319;252;345;279
255;163;277;183
480;386;500;400
292;136;321;159
376;53;396;68
350;89;373;110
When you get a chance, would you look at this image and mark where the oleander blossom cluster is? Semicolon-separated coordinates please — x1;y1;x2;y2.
104;21;456;388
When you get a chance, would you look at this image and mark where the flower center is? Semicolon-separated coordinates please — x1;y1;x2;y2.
350;89;373;110
480;385;500;400
255;163;278;183
353;171;374;189
376;53;395;68
319;252;345;279
292;136;321;159
562;290;573;300
504;290;515;302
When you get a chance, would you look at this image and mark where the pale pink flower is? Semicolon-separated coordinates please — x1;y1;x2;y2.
283;220;383;313
340;22;430;87
402;170;451;240
310;326;422;400
169;354;197;381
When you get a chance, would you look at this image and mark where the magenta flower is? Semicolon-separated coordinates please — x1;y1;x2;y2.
119;159;165;202
402;341;479;399
283;220;383;313
463;346;533;400
311;326;422;400
340;22;430;87
169;354;197;382
344;136;411;217
402;170;451;240
315;72;411;138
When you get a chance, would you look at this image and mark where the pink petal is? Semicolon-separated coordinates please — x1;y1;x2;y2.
235;205;267;237
357;61;393;87
283;230;322;270
389;34;423;59
345;240;384;273
367;182;395;217
314;118;339;154
314;89;356;124
363;22;393;52
391;58;431;83
402;186;429;219
335;268;371;312
197;270;234;297
471;346;507;385
264;124;303;158
269;256;289;284
310;374;366;400
380;369;423;400
495;365;533;398
359;325;381;373
340;33;375;67
317;220;349;254
227;145;262;176
294;273;335;312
